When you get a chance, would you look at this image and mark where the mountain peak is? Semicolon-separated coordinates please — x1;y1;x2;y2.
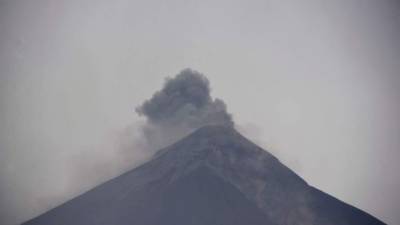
152;124;272;163
23;124;385;225
191;124;237;136
179;124;241;146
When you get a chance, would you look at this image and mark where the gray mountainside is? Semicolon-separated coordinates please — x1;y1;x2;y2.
23;125;385;225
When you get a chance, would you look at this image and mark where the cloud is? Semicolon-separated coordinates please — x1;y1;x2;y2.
135;68;234;151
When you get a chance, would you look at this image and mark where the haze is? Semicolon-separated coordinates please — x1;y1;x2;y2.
0;0;399;224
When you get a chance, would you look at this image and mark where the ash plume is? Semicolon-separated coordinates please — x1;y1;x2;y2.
135;68;234;151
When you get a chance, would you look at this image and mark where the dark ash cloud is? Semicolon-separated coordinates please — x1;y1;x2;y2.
136;68;234;128
135;69;234;151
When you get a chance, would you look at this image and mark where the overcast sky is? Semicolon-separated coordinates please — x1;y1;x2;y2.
1;0;399;224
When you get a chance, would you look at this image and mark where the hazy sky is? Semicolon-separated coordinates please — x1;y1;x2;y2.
1;0;399;224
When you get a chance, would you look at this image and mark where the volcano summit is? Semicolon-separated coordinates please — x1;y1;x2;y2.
23;125;384;225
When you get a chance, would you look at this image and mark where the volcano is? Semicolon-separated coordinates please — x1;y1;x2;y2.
23;125;384;225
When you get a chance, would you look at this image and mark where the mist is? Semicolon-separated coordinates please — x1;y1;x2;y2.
1;0;400;225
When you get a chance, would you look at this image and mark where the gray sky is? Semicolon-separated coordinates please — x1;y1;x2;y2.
1;0;399;224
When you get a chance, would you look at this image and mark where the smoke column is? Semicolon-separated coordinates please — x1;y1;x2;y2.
135;68;234;151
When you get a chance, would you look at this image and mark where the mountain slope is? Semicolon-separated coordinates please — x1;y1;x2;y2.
23;125;385;225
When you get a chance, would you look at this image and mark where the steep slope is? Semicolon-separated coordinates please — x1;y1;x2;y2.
23;125;385;225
